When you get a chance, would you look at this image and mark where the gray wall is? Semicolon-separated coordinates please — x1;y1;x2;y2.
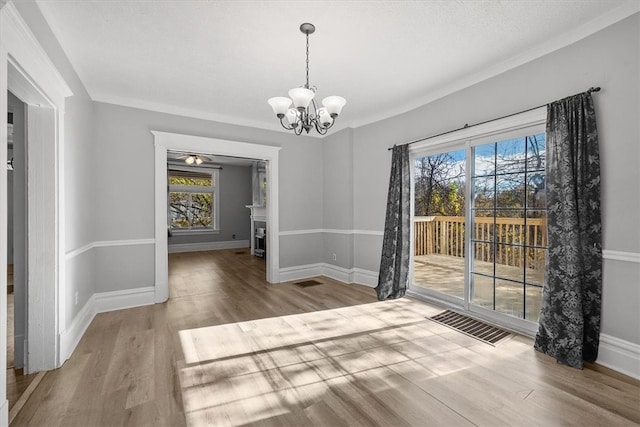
330;14;639;344
168;164;252;245
91;100;322;289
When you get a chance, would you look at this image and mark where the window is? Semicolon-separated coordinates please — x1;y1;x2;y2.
471;133;546;322
168;167;219;232
411;114;546;330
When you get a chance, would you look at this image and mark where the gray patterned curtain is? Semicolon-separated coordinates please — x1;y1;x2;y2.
534;92;602;369
376;144;410;300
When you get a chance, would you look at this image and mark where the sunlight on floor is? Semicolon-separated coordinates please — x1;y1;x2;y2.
177;299;531;426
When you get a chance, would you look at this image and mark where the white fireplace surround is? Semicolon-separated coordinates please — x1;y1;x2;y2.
246;204;267;255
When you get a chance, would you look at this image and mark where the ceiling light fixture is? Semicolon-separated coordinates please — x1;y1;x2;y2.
185;155;204;165
268;23;346;135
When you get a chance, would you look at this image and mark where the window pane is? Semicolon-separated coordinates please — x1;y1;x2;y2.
473;176;495;209
527;172;545;209
495;244;525;283
471;273;493;309
190;193;213;228
169;175;212;187
472;212;494;243
526;211;547;247
526;134;546;172
525;285;543;323
413;149;465;300
414;150;466;216
496;137;527;174
495;279;524;319
525;247;546;286
474;144;495;177
472;242;494;275
496;172;525;208
169;192;190;228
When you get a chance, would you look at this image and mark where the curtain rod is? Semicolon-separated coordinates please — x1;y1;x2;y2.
387;86;601;151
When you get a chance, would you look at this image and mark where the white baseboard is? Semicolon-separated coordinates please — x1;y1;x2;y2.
597;333;640;379
59;286;156;362
353;268;378;288
322;264;355;283
93;286;156;313
168;240;249;253
279;263;325;283
279;263;378;287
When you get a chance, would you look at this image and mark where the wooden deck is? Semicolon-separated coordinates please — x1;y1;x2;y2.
413;254;543;322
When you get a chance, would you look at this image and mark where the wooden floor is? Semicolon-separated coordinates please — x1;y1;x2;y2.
10;249;640;426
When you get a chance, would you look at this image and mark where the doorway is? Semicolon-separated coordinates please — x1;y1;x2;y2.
153;131;282;304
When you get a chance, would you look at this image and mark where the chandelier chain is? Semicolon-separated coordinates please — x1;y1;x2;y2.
305;32;310;89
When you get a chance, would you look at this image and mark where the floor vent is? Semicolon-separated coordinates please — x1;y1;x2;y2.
429;310;512;345
295;279;323;288
234;251;246;255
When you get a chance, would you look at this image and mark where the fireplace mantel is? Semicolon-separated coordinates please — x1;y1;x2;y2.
246;205;267;255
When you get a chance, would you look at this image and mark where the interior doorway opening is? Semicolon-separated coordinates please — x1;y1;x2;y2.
153;131;282;304
165;151;269;296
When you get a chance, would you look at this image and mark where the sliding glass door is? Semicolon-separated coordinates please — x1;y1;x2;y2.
410;123;547;331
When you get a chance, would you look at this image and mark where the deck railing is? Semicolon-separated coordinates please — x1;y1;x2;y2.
414;216;547;270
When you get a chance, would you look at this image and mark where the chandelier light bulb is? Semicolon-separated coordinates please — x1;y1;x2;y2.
195;156;203;165
185;156;195;165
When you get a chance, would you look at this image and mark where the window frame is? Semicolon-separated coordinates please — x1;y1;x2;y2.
408;107;547;336
168;165;220;234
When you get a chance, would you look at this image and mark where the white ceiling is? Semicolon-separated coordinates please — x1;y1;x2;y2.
36;0;637;135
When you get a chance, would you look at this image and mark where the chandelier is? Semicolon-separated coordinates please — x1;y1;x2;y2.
268;23;346;135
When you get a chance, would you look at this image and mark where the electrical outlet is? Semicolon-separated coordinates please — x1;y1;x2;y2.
232;234;236;239
75;291;79;305
332;253;337;261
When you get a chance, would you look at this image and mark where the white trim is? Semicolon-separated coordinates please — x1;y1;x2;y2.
278;263;379;287
59;287;155;362
93;286;155;313
65;239;155;260
603;250;640;264
353;229;384;236
353;268;379;287
153;132;281;302
597;334;640;380
168;240;249;254
279;229;324;236
279;263;325;283
348;1;640;129
322;264;355;284
94;238;155;248
279;228;383;237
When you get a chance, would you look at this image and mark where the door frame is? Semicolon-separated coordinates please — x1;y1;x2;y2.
152;131;281;303
1;3;72;421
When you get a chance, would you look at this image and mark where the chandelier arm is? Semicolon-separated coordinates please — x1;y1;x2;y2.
278;117;296;131
313;119;329;135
